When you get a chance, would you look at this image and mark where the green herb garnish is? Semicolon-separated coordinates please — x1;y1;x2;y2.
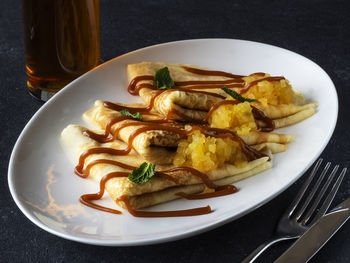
222;86;258;102
128;162;156;184
120;109;143;120
154;67;175;90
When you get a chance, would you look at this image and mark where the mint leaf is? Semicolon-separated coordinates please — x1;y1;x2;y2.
222;86;258;102
120;109;143;120
154;67;175;90
128;162;156;184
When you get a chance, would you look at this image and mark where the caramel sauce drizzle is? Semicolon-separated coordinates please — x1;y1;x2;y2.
249;72;266;76
75;147;132;176
77;159;135;178
118;195;212;217
175;79;244;86
104;90;163;113
252;106;275;132
84;118;176;144
203;127;266;160
80;172;128;214
78;157;178;183
83;116;130;143
128;75;154;95
179;83;243;90
182;66;245;78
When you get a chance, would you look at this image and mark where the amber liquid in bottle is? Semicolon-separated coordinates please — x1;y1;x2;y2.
22;0;100;101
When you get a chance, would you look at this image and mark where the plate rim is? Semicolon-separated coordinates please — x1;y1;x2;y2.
8;38;338;246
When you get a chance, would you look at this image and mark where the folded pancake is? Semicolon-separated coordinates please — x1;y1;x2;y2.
83;100;294;164
127;62;317;127
61;125;271;209
127;62;242;121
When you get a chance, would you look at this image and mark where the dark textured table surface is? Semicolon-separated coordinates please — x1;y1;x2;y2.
1;0;350;262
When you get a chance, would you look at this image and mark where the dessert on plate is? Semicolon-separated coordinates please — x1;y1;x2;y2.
61;62;317;217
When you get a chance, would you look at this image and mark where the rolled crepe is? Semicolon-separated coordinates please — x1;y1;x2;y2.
127;62;239;121
84;100;294;164
127;62;317;127
61;125;271;209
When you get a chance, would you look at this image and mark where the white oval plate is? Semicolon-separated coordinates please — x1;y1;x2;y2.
8;39;337;246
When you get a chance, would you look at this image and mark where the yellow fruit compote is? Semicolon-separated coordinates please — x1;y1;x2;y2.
174;74;297;172
173;129;248;172
208;100;257;136
242;74;295;106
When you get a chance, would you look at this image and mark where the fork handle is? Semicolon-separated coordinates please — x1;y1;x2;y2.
241;235;297;263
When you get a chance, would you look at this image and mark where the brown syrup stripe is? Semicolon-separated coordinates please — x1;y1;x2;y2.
118;195;212;217
181;66;245;78
83;118;177;143
79;172;128;214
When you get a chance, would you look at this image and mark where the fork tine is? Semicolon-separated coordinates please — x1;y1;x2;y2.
301;165;339;224
307;167;347;226
294;162;331;220
285;158;323;218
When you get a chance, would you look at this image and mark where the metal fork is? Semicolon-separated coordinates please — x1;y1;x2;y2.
242;159;347;263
